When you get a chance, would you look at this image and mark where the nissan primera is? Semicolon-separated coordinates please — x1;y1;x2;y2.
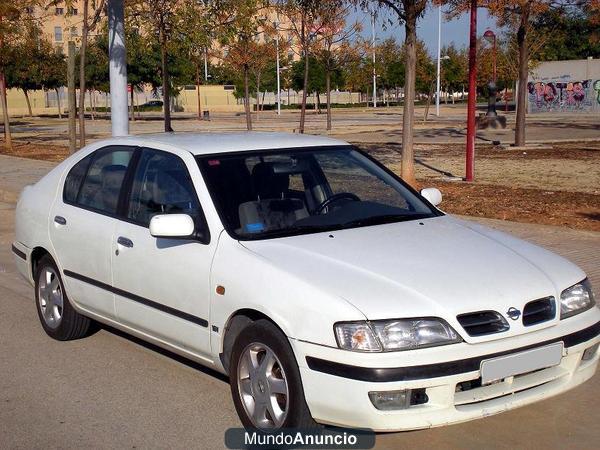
13;132;599;431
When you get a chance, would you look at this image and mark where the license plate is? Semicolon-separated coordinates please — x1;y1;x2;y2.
480;342;563;385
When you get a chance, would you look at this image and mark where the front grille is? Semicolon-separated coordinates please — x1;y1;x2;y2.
522;296;556;326
457;310;509;337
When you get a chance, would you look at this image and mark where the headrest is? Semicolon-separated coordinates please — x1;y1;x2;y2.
101;165;127;190
252;162;289;199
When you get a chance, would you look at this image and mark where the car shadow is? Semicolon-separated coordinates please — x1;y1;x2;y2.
97;322;230;383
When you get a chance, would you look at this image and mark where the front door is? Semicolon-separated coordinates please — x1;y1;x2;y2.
111;148;215;358
50;146;136;319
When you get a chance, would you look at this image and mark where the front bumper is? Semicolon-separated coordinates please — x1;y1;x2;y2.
291;319;600;431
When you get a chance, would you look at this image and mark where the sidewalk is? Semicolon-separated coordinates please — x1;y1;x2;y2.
0;155;57;203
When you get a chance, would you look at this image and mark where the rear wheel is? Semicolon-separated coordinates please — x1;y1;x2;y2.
229;319;317;430
35;255;91;340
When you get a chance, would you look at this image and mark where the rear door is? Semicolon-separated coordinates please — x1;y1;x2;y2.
111;147;215;358
49;146;137;319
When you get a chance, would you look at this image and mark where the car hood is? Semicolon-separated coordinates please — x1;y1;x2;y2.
241;215;586;342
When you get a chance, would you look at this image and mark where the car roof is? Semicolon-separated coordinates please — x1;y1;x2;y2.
104;132;349;156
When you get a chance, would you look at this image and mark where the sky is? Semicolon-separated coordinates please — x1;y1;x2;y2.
351;5;497;57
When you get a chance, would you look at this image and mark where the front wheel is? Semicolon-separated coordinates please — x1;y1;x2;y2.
229;319;317;430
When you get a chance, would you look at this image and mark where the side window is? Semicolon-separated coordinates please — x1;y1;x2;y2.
64;154;92;204
127;149;202;227
76;147;135;215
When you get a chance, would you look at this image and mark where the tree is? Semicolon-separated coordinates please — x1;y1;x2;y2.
220;0;269;130
276;0;330;133
314;3;360;129
129;0;183;132
0;1;40;150
368;0;429;187
376;37;403;105
177;0;221;121
413;39;435;119
40;50;67;118
529;7;600;61
60;0;105;146
340;41;370;99
5;22;46;117
291;56;328;110
440;43;467;101
251;40;276;119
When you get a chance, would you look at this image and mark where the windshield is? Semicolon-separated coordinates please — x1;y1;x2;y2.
197;146;440;240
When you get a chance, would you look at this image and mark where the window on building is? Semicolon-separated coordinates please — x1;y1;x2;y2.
55;7;64;15
54;26;63;42
68;7;78;15
70;27;78;38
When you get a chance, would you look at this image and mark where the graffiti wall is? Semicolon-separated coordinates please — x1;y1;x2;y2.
527;78;598;113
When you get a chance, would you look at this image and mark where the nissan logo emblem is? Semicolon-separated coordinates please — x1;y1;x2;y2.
506;307;521;321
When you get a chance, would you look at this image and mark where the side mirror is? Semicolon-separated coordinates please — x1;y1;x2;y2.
420;187;442;206
149;214;195;238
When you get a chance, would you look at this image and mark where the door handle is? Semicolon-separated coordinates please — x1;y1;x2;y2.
117;236;134;248
54;215;67;225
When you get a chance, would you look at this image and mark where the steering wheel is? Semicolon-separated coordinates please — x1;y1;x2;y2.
316;192;360;214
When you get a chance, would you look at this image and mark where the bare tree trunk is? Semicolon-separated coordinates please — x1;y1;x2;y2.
196;64;202;120
68;41;77;153
0;72;12;150
515;5;530;147
130;87;135;122
78;0;89;146
326;69;332;131
401;9;418;187
55;88;62;119
243;64;252;131
299;44;309;134
423;80;435;122
255;71;261;121
23;90;33;117
316;92;321;114
88;90;95;120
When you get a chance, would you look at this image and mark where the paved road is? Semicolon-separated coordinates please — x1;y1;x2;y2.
0;158;599;449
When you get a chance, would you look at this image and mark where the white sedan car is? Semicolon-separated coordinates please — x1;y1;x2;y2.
13;132;599;431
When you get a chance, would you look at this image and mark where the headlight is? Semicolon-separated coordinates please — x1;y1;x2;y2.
334;318;461;352
560;279;596;319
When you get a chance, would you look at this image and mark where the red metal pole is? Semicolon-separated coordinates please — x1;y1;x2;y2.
492;35;497;83
465;0;478;182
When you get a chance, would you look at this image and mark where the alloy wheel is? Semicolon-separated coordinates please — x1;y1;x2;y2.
38;266;63;329
237;342;290;428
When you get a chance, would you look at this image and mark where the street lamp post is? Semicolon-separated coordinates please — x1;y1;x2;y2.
108;0;129;137
204;49;209;81
435;6;441;116
372;11;377;108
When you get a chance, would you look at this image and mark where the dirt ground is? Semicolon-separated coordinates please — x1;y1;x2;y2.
2;140;600;232
360;142;600;231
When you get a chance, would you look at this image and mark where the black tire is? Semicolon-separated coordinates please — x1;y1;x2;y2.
229;319;318;430
34;255;91;341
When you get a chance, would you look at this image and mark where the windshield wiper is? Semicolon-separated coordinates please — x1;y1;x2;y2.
341;213;428;228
